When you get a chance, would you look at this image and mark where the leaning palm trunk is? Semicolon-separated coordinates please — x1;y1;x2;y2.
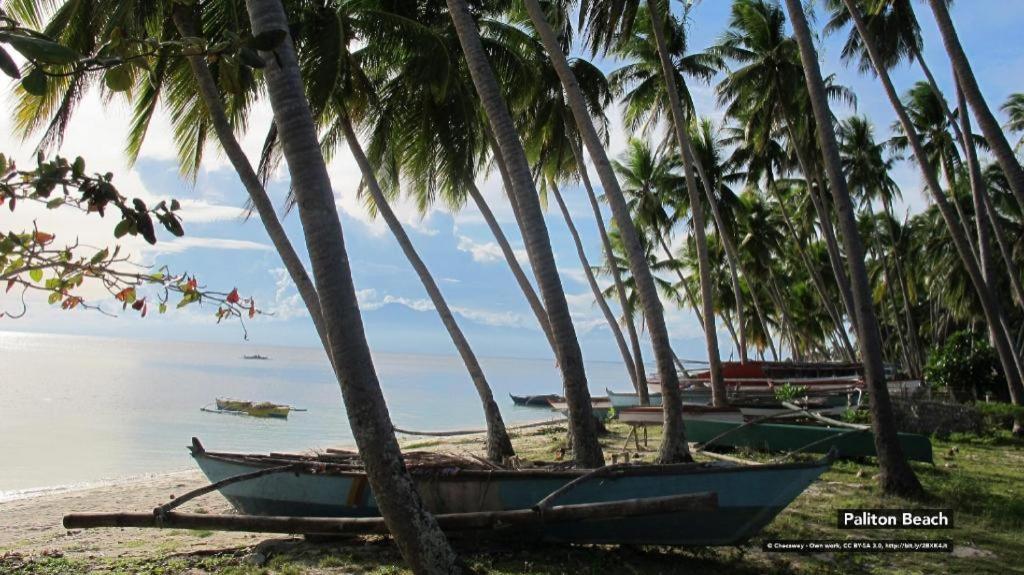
467;182;557;354
245;1;463;570
926;0;1024;216
642;0;726;406
171;7;328;355
785;0;924;497
881;197;924;379
569;139;648;397
953;80;1024;312
446;0;604;467
550;180;642;397
521;0;692;461
843;0;1024;436
338;117;515;463
766;173;856;360
782;121;862;341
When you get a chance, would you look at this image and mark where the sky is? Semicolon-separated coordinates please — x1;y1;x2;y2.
1;0;1022;364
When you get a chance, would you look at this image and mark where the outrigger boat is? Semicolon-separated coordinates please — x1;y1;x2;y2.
212;399;291;419
618;405;745;424
683;418;933;463
547;396;613;420
184;438;834;546
510;393;563;407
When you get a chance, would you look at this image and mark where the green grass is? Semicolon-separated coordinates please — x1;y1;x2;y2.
3;426;1022;574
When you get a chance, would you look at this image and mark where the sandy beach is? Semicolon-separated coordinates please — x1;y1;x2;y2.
0;470;264;560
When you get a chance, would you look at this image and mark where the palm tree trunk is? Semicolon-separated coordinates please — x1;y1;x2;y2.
881;197;924;379
466;182;557;353
446;0;604;467
171;6;328;355
641;0;725;408
926;0;1024;216
810;174;862;337
955;78;1024;311
787;0;924;497
913;46;1024;313
521;0;693;461
782;120;861;340
658;235;706;331
339;116;514;462
244;0;463;570
746;275;781;361
550;179;644;398
569;139;648;397
767;172;856;360
841;0;1024;437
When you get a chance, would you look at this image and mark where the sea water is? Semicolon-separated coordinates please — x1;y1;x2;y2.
0;331;633;499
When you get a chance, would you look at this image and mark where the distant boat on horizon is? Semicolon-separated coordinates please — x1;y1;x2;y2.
242;353;269;360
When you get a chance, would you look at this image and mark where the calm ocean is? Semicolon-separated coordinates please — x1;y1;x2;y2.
0;331;633;499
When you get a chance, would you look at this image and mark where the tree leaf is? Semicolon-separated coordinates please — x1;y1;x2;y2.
21;68;47;96
113;219;131;238
1;32;81;65
0;46;20;79
29;268;43;282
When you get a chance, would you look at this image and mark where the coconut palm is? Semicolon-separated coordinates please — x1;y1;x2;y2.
925;0;1024;217
837;115;923;377
782;0;924;497
519;0;698;460
520;45;650;399
713;0;862;346
445;0;605;467
1003;93;1024;151
245;0;462;569
838;0;1024;437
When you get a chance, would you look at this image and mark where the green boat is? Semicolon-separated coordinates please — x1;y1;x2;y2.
685;418;933;463
189;438;833;546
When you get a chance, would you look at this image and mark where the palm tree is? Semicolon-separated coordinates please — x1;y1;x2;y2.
519;0;698;460
925;0;1024;217
1002;93;1024;151
839;0;1024;437
607;4;723;138
358;9;558;357
169;5;329;355
522;49;649;398
783;0;924;498
837;115;923;377
714;0;862;348
245;0;461;569
607;7;753;367
444;0;605;467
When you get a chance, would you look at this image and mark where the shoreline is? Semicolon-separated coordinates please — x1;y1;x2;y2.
0;427;528;557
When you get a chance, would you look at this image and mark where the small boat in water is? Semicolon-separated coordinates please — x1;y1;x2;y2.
189;438;833;546
510;393;563;407
243;353;270;360
212;398;291;419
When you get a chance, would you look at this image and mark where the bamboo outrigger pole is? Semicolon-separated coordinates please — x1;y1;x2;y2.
64;492;717;535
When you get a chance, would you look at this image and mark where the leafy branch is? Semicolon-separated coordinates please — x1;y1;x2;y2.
0;153;260;331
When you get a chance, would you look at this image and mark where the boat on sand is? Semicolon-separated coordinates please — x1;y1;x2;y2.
187;438;833;546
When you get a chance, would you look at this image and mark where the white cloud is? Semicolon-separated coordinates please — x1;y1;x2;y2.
265;267;309;320
455;234;528;265
354;288;536;330
145;237;271;255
